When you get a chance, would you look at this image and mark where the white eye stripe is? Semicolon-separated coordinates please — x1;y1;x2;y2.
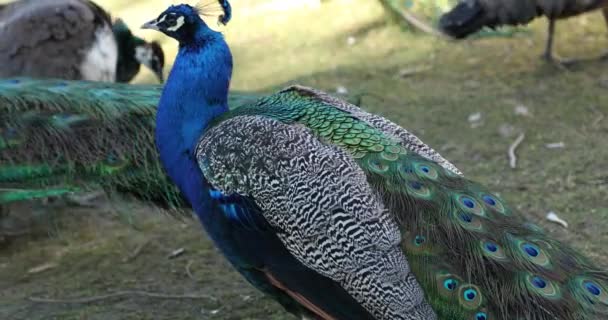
157;14;166;23
166;16;185;32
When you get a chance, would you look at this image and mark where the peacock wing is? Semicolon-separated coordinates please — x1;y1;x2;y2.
196;114;435;319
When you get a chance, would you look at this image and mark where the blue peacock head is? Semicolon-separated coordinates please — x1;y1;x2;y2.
141;1;231;43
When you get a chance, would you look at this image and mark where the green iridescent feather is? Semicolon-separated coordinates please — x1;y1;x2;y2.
0;78;260;209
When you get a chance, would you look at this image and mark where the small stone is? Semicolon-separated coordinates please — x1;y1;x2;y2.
514;105;530;116
468;112;482;128
468;112;482;123
336;86;348;95
545;142;565;149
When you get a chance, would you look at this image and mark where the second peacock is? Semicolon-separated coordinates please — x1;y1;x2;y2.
439;0;608;63
0;0;165;83
138;1;608;320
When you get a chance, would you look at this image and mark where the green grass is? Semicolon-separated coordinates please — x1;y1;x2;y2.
1;0;608;319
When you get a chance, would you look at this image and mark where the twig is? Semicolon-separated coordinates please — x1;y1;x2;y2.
167;247;186;259
508;133;525;169
185;260;196;281
27;262;58;274
122;240;149;263
393;8;443;36
378;0;444;36
29;290;217;304
398;66;432;78
0;229;30;237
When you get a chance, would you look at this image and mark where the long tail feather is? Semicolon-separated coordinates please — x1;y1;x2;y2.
0;78;260;210
363;146;608;319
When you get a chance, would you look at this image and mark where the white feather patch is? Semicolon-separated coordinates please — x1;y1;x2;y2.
135;46;153;65
167;16;185;32
79;25;117;82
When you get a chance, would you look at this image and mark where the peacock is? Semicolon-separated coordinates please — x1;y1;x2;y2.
439;0;608;64
142;2;608;319
378;0;525;37
0;78;260;210
0;0;165;83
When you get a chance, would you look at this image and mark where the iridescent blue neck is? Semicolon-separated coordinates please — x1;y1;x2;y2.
155;27;232;204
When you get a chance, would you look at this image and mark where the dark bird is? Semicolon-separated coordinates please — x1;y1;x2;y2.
439;0;608;64
143;2;608;319
0;78;260;210
377;0;523;37
0;0;165;82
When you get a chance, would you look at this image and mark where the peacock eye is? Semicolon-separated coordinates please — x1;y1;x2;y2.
531;276;547;289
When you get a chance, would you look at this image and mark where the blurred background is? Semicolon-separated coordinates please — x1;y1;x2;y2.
1;0;607;319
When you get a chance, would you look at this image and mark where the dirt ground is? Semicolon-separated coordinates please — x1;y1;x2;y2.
1;0;608;319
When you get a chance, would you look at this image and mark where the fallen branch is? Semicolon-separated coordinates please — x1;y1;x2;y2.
29;290;217;304
508;133;525;169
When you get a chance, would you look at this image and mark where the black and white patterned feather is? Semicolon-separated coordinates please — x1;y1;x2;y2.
197;115;436;319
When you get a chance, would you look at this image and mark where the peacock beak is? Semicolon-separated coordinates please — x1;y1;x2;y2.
141;20;159;30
